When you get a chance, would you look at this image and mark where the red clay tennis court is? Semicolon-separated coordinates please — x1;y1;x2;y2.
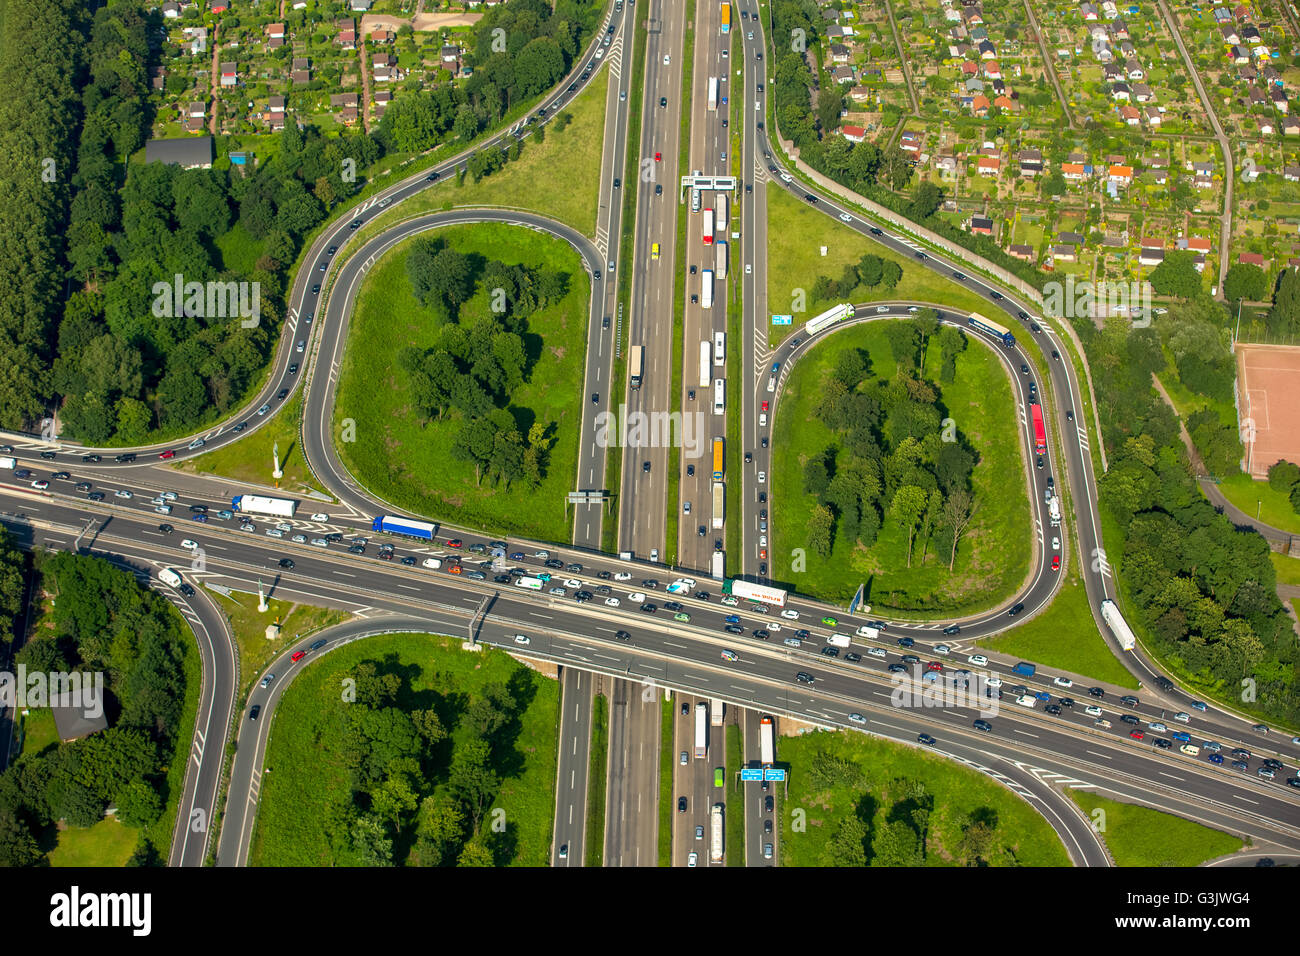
1236;343;1300;478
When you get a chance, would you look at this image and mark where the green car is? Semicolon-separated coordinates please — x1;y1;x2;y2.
674;612;691;623
822;616;838;627
536;572;551;582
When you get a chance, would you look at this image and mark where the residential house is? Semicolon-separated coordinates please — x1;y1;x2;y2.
268;95;285;116
977;156;1001;176
1062;162;1088;181
970;216;994;235
1120;105;1140;125
984;60;1001;78
330;93;360;109
1239;252;1266;266
1146;105;1162;126
840;125;867;143
1283;165;1300;182
1273;88;1289;113
1008;244;1034;261
1133;83;1153;102
161;1;181;18
1108;164;1133;185
1111;81;1131;101
337;28;357;50
900;131;922;153
1284;117;1300;135
145;136;214;169
210;0;228;12
1221;24;1241;43
219;62;237;87
267;23;286;40
971;94;990;117
1081;2;1099;21
1139;246;1165;266
1018;148;1043;176
1059;231;1085;246
1051;244;1077;262
935;155;959;178
978;39;996;59
829;43;850;63
372;29;396;44
1125;57;1144;80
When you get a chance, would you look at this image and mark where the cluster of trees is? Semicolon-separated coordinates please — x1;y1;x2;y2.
765;0;1049;290
1083;319;1299;726
1267;268;1300;339
321;660;536;866
401;238;568;488
0;553;192;866
377;0;596;154
0;530;26;649
1266;460;1300;515
809;752;1009;866
811;252;903;302
800;321;978;587
0;0;88;427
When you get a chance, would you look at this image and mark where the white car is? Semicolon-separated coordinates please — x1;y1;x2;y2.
768;622;782;632
310;538;328;547
848;713;866;724
614;571;633;581
745;263;752;274
1085;705;1103;717
933;644;950;656
605;597;620;607
867;647;887;658
276;522;292;532
291;534;307;543
162;491;178;500
684;501;691;513
781;609;799;620
1052;676;1073;688
1149;722;1168;733
115;489;133;499
1173;712;1190;723
534;550;550;559
986;677;1002;688
687;852;698;867
154;504;171;514
266;529;284;538
757;471;766;483
1051;536;1060;550
514;634;530;645
779;173;793;183
838;213;852;223
967;654;988;666
663;53;670;64
675;578;697;589
628;591;646;603
181;538;200;550
422;557;442;569
239;523;255;532
564;578;582;589
311;513;329;521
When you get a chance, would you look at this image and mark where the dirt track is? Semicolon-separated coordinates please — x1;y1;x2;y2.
361;12;482;33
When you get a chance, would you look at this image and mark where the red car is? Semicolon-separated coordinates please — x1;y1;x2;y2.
447;565;463;574
291;650;306;662
1051;554;1060;572
159;450;176;460
761;400;769;412
926;661;942;672
1130;730;1144;740
446;539;463;548
654;151;661;162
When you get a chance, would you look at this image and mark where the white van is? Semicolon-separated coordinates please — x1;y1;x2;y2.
826;633;850;648
1016;695;1037;708
158;568;183;589
422;557;442;569
0;457;15;470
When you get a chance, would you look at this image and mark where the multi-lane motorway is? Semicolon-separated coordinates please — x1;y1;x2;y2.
0;0;1297;870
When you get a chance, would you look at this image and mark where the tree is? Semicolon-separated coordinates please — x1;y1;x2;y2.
943;489;975;571
448;739;498;830
458;840;494;866
891;485;928;567
1223;262;1268;303
910;181;942;219
825;816;868;867
872;819;922;866
957;816;997;866
0;808;41;868
1267;460;1300;494
1148;251;1202;299
807;504;834;557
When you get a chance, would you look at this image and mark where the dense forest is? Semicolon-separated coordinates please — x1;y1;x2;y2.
0;0;599;442
0;553;192;866
801;318;978;585
400;236;569;489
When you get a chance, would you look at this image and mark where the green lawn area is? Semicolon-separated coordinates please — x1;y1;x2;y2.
765;189;992;349
659;696;675;866
334;223;589;542
586;692;609;866
725;722;744;866
778;729;1070;866
355;68;607;245
209;588;351;698
1064;790;1244;866
181;387;332;500
1270;552;1300;588
771;322;1031;614
17;708;59;759
48;817;140;868
249;632;560;866
981;569;1140;688
1217;473;1300;534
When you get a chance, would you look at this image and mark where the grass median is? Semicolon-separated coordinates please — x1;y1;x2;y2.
585;692;609;866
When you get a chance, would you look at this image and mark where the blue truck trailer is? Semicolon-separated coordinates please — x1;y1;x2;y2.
371;515;437;540
1012;661;1036;677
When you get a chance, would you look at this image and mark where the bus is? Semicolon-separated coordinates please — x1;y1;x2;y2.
694;702;708;757
630;345;644;389
805;302;854;335
707;76;718;111
720;1;731;34
702;208;715;245
712;437;724;480
709;804;724;862
699;341;712;389
968;312;1015;347
759;716;775;766
712;378;725;416
716;193;728;233
716;239;728;279
1030;403;1047;456
713;331;725;366
701;269;714;308
722;578;788;607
